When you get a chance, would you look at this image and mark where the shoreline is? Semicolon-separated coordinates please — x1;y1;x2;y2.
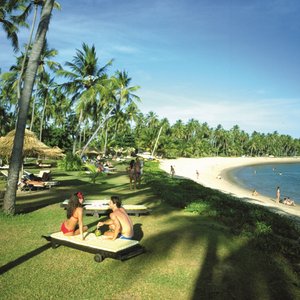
159;157;300;222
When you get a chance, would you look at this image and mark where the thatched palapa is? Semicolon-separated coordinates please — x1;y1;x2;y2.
0;129;64;158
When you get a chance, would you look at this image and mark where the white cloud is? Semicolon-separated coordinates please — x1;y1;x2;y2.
138;89;300;137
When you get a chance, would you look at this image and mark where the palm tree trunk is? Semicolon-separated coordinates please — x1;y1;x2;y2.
29;86;39;131
16;3;39;113
80;107;114;157
3;0;55;215
39;95;48;141
103;123;108;155
151;125;163;157
72;109;83;155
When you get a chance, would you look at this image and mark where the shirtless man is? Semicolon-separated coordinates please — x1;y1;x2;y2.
97;196;134;240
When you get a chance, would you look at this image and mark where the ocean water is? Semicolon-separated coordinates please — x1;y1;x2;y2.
230;163;300;205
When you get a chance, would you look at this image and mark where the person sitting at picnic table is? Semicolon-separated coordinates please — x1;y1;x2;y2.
60;192;88;240
97;196;134;240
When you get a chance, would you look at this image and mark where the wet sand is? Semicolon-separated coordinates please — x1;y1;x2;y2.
160;157;300;223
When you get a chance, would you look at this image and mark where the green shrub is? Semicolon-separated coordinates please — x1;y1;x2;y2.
255;221;272;236
84;163;106;183
57;153;82;171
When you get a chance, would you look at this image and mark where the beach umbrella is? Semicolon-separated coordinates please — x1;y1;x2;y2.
0;129;52;158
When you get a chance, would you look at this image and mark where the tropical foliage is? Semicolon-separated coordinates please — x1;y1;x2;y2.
1;0;300;216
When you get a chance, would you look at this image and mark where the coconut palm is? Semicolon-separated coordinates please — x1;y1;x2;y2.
13;1;60;103
29;41;61;131
0;51;26;113
3;0;55;215
0;0;29;52
80;70;141;156
35;72;56;140
57;42;113;153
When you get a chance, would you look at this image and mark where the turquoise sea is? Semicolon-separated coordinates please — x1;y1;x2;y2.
229;163;300;205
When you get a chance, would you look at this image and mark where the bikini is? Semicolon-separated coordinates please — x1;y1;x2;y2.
61;215;78;234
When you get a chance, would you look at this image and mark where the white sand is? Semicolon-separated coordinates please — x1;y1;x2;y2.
160;157;300;222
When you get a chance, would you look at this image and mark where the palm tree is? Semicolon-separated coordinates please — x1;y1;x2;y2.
35;72;56;140
0;51;26;115
80;70;141;156
107;71;141;136
0;0;28;52
57;43;113;154
3;0;55;215
30;41;61;131
13;1;60;105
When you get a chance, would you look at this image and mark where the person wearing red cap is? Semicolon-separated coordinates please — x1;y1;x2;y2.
60;192;88;240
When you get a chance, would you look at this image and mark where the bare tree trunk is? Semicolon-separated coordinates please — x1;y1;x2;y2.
3;0;55;215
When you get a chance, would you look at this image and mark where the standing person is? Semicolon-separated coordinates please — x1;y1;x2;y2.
97;196;134;240
128;159;137;189
170;165;175;178
135;157;142;188
196;169;199;179
60;192;88;240
276;186;280;203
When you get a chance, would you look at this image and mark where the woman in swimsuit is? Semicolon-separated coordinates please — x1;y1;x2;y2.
61;192;88;240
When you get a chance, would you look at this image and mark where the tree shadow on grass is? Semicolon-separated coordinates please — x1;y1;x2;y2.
0;243;51;275
116;214;299;299
191;236;298;300
0;218;101;275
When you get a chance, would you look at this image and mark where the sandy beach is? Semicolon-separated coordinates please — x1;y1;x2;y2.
160;157;300;223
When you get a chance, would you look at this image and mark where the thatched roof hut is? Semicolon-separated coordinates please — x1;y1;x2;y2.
43;146;65;158
0;129;63;159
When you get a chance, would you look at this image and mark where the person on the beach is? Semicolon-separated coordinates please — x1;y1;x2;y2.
282;197;296;206
61;192;88;240
196;170;199;179
97;196;134;240
252;189;259;196
276;186;280;203
170;165;175;178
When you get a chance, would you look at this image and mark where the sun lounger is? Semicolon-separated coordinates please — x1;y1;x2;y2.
43;231;145;262
0;170;8;177
0;165;9;170
23;170;59;188
60;199;150;217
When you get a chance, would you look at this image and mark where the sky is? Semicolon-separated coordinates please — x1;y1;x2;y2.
1;0;300;138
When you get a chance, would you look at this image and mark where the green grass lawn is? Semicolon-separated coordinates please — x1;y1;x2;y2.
0;161;299;300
